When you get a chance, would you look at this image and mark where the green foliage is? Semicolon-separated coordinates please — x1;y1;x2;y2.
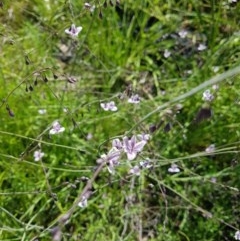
0;0;240;240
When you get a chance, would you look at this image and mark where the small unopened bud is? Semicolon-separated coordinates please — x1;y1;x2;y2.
99;10;103;19
0;2;3;8
43;75;48;83
25;55;31;65
53;73;58;79
6;106;14;117
103;0;108;8
149;124;157;133
109;0;114;6
8;39;14;45
67;76;77;84
80;176;89;182
29;85;34;91
34;79;38;86
72;118;77;127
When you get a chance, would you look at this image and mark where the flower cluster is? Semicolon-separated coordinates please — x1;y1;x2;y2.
97;134;151;175
100;93;142;112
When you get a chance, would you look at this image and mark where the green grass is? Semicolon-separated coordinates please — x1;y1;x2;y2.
0;0;240;240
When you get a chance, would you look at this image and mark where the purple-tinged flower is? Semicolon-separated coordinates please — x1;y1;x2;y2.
100;101;118;111
140;159;153;169
98;147;121;163
38;109;47;114
49;121;65;135
112;138;123;150
123;136;146;161
97;147;121;174
129;165;141;176
197;43;207;51
128;94;141;104
202;89;214;102
65;24;82;37
34;150;44;161
235;230;240;240
168;163;180;173
205;144;215;153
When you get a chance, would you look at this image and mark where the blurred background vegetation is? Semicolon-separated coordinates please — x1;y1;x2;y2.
0;0;240;240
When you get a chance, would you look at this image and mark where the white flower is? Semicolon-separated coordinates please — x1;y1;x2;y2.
164;49;171;58
86;133;93;140
84;2;95;12
205;144;215;153
38;109;47;114
84;2;91;8
168;163;180;173
129;165;141;176
178;29;188;38
65;24;82;37
128;94;141;104
210;177;217;183
90;5;95;12
123;136;146;161
234;230;240;240
34;150;44;161
202;89;214;102
100;101;118;111
212;84;219;91
49;121;65;135
197;43;207;51
78;196;88;208
137;133;151;142
212;66;220;73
